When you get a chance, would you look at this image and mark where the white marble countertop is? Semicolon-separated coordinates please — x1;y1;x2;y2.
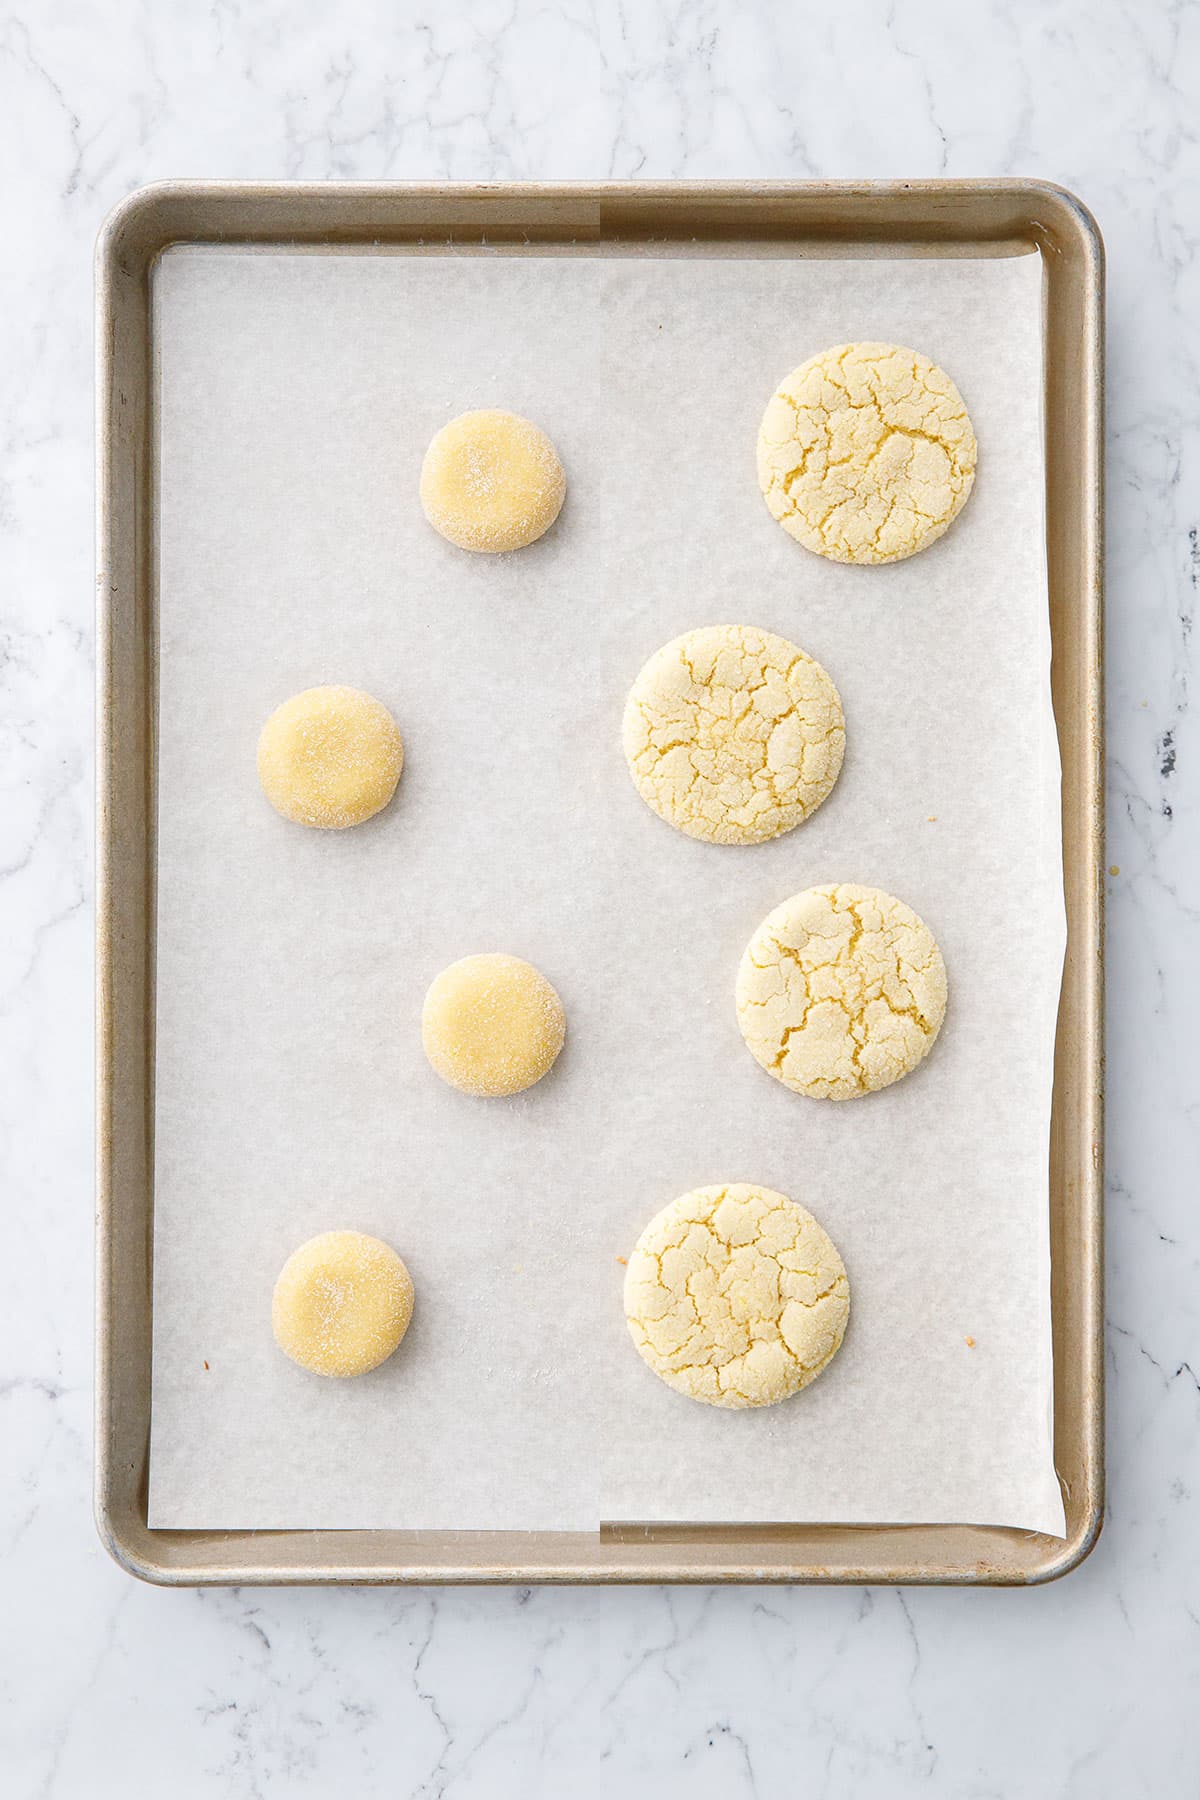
2;2;1195;1793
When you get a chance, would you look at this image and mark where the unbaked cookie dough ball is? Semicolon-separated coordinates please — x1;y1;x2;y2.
422;953;566;1098
622;624;845;844
736;883;948;1100
624;1183;850;1408
257;685;404;829
757;342;977;564
420;409;566;552
272;1231;414;1378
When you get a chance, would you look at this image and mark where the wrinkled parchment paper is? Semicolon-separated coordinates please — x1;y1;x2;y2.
149;245;1065;1535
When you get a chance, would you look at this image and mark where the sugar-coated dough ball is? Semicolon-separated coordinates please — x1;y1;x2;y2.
257;685;404;829
422;953;566;1097
757;342;977;564
272;1231;415;1378
622;624;845;845
624;1184;850;1408
420;409;566;552
736;883;948;1100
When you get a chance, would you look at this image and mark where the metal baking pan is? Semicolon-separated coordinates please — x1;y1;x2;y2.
96;180;1103;1585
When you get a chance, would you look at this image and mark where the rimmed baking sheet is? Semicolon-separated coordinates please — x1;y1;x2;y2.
96;182;1103;1584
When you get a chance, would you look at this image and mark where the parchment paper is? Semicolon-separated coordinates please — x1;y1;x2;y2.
149;244;1065;1536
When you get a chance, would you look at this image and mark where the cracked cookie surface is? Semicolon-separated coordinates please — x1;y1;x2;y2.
622;624;845;845
736;884;947;1100
757;342;977;565
420;409;566;553
624;1183;849;1408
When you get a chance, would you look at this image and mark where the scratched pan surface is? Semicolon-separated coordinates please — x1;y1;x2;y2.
95;181;1103;1585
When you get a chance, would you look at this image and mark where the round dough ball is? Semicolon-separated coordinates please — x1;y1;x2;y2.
420;409;566;553
622;624;845;845
272;1231;414;1378
736;883;948;1101
422;953;566;1097
757;342;977;565
624;1183;849;1408
257;685;404;829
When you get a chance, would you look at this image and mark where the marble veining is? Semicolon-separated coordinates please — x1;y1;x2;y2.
1;0;1197;1793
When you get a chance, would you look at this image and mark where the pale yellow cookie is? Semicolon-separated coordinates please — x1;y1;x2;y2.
757;342;977;565
622;624;845;845
272;1231;414;1378
420;409;566;552
624;1183;849;1408
736;883;947;1100
422;953;566;1098
257;685;404;829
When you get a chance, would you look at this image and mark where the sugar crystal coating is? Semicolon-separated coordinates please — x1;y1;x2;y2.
421;953;566;1098
256;685;404;829
272;1231;415;1378
420;409;566;553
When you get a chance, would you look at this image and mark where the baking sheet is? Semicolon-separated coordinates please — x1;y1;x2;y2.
149;245;1065;1536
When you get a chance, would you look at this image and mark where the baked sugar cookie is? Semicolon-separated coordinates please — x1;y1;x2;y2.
420;409;566;552
422;953;565;1097
257;685;403;829
736;883;947;1100
622;624;844;845
757;342;977;565
272;1231;414;1378
624;1183;849;1408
